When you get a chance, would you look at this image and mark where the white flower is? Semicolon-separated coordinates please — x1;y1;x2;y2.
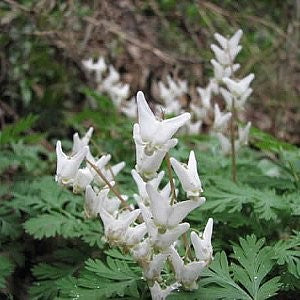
72;127;93;155
99;208;141;245
217;132;239;155
169;246;206;290
101;65;120;90
55;141;88;186
220;87;253;111
133;123;177;179
136;91;190;150
121;97;137;119
213;104;232;132
73;167;94;193
144;252;169;280
211;44;242;66
84;185;109;218
196;86;211;110
131;169;165;205
124;223;147;247
238;122;251;145
223;74;254;98
109;83;130;107
191;218;213;263
131;238;151;261
170;151;204;197
139;203;190;250
146;183;205;228
149;281;180;300
82;57;107;81
214;29;243;52
211;59;240;81
156;223;191;250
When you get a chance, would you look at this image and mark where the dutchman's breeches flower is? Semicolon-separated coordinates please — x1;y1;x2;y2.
170;151;204;198
169;246;206;290
136;91;190;152
55;141;88;186
191;218;214;263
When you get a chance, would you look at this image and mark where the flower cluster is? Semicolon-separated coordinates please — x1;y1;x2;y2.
82;57;137;117
55;91;214;299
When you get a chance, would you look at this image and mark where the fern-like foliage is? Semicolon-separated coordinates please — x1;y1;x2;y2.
11;176;103;247
0;255;15;289
170;235;281;300
272;231;300;279
202;177;289;221
57;256;142;299
0;114;38;145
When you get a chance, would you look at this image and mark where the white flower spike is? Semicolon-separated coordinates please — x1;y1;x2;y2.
55;141;88;186
170;151;204;197
191;218;214;263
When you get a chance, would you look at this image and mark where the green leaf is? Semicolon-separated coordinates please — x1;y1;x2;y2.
30;263;76;300
24;213;81;239
0;255;15;289
272;231;300;278
0;114;38;145
231;235;281;299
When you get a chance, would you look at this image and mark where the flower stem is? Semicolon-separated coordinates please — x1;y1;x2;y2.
86;158;132;211
230;99;237;182
165;153;176;205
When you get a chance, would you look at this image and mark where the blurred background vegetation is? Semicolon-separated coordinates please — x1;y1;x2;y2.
0;0;299;144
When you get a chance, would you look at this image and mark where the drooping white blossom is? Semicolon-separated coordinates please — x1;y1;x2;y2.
124;223;147;247
238;122;251;145
169;246;206;290
72;127;94;155
191;218;214;263
170;151;204;197
149;281;180;300
223;74;254;98
55;141;88;186
73;167;94;193
82;57;107;82
131;169;165;205
99;208;141;245
136;91;190;150
133;123;178;179
84;185;109;218
121;97;137;119
213;104;232;132
197;86;212;110
146;183;204;228
144;252;169;280
216;132;232;155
